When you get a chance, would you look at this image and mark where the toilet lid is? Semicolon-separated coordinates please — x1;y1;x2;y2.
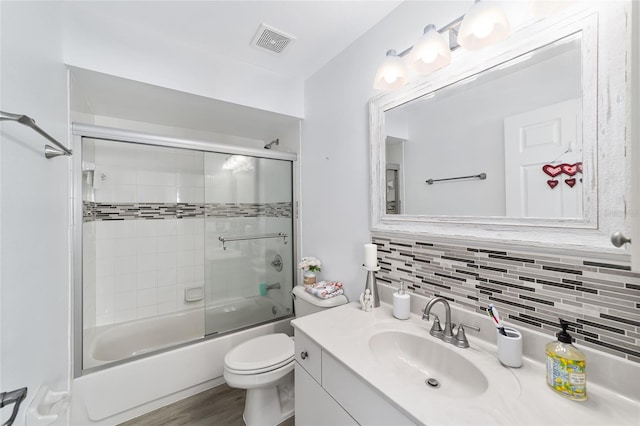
224;333;294;374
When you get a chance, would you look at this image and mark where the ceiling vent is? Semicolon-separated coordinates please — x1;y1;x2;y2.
251;24;296;55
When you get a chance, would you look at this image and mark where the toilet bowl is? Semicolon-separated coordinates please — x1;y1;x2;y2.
223;333;295;426
223;286;348;425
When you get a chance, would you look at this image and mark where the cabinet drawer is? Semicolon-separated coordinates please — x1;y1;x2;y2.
295;330;322;383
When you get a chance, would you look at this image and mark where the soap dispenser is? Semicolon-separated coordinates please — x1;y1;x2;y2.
545;318;587;401
393;282;410;320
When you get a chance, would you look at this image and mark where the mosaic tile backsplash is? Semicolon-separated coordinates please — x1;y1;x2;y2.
372;233;640;364
84;201;292;222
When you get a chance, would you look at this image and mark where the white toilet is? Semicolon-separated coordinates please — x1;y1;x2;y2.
223;285;348;426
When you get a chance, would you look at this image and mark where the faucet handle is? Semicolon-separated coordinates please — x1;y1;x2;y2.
459;323;480;332
429;315;444;338
454;323;480;348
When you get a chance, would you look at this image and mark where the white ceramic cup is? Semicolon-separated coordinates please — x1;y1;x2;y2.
497;326;523;368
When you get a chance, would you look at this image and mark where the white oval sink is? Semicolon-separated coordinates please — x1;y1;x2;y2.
369;331;489;398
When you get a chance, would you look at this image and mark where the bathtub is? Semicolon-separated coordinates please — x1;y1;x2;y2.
83;296;290;369
72;296;293;425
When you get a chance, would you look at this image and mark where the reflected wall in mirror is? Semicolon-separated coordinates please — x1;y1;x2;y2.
385;34;584;219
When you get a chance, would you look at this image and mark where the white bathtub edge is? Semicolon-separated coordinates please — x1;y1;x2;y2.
70;318;293;425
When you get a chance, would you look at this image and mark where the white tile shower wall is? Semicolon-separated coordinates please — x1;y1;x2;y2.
93;218;204;326
204;154;291;205
203;155;293;308
259;158;293;204
206;216;292;305
92;139;204;204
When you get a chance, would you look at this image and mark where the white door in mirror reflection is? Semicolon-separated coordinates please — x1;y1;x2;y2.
504;98;582;218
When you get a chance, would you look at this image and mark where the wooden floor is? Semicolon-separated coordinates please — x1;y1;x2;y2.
119;384;295;426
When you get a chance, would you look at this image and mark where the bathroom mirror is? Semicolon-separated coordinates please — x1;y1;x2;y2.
385;34;584;219
370;11;631;251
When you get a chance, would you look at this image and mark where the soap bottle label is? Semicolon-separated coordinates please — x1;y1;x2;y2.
546;351;586;399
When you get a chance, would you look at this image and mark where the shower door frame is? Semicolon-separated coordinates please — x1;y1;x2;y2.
71;123;299;378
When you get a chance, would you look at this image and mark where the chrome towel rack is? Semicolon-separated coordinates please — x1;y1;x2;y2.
219;232;288;250
0;111;72;159
426;172;486;185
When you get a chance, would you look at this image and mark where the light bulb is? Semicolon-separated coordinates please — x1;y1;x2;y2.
408;24;451;75
373;50;409;90
472;19;494;39
458;0;511;51
384;73;399;84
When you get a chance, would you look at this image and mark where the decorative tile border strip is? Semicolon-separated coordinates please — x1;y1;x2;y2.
205;202;292;218
83;202;292;221
372;232;640;364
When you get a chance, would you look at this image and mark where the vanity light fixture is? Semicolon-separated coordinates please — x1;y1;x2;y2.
408;24;452;74
373;49;410;90
373;0;513;90
457;0;511;51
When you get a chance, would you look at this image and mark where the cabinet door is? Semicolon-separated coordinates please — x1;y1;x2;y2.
295;364;357;426
295;330;322;382
322;352;416;425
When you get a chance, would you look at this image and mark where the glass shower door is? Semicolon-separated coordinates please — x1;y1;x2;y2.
81;138;206;371
204;153;293;335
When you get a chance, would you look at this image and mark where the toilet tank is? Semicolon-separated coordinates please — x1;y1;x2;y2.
291;285;348;317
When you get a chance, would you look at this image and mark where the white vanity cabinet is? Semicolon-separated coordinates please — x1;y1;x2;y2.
294;329;415;426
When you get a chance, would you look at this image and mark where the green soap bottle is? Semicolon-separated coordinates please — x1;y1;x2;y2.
545;319;587;401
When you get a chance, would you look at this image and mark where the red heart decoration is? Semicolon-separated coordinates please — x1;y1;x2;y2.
561;163;578;176
576;162;583;173
547;180;559;189
565;178;576;188
542;164;562;177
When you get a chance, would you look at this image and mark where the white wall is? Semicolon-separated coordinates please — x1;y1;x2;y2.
302;1;470;302
0;2;70;424
62;3;305;119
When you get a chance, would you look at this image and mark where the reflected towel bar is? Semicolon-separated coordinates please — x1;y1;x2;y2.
219;232;288;250
0;110;72;159
426;172;486;185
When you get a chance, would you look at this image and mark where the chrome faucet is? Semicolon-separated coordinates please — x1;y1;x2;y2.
265;283;281;291
422;297;455;343
422;296;480;348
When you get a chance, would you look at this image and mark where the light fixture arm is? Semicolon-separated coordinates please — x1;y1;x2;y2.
440;16;464;51
395;16;465;58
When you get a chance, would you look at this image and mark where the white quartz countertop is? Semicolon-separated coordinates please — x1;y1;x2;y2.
291;302;640;426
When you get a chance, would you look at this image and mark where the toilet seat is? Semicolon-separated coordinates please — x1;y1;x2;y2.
224;333;294;375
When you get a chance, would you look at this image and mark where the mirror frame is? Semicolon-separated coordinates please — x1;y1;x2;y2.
369;8;632;253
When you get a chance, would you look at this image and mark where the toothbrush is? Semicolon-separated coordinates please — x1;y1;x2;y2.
486;305;500;328
488;304;507;336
